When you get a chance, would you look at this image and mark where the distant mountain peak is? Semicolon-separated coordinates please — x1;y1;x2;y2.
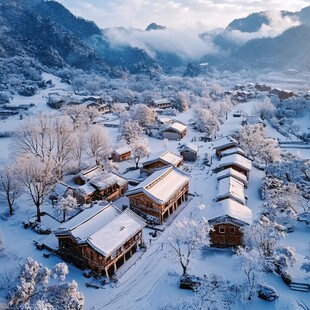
145;23;166;31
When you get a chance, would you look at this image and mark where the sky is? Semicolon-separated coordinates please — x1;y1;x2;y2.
58;0;310;31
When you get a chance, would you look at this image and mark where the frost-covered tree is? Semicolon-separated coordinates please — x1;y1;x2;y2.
119;120;144;144
175;92;189;112
0;165;21;215
62;105;88;129
7;258;84;310
192;106;220;139
236;247;263;302
129;104;157;128
87;124;111;166
130;138;150;169
71;130;86;172
242;217;291;272
56;195;78;222
238;124;280;166
255;97;275;120
17;154;57;222
167;217;211;276
112;103;129;118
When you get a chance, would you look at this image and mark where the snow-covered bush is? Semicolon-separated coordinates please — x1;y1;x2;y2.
56;195;78;222
7;258;84;309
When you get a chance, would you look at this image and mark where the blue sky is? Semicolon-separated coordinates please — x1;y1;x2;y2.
58;0;309;30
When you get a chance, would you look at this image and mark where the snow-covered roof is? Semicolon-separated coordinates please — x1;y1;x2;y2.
78;166;104;182
217;176;246;205
179;142;199;153
74;183;97;197
158;117;172;125
54;182;73;196
90;172;128;190
216;154;252;172
213;136;238;150
216;168;248;185
114;145;132;156
55;203;120;241
220;147;245;157
142;151;183;167
206;198;252;225
153;98;171;105
88;209;146;257
164;122;187;134
126;166;191;204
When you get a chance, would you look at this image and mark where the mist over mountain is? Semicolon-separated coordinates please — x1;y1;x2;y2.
0;0;309;76
0;0;161;76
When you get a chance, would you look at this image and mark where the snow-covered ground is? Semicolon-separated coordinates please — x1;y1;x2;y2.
0;75;309;309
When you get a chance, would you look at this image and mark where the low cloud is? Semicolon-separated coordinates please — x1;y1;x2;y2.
104;26;218;60
226;10;300;44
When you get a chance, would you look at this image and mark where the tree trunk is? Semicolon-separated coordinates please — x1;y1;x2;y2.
9;202;14;216
36;204;41;222
182;264;187;276
63;210;66;222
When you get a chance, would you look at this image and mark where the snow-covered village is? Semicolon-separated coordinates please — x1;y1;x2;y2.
0;1;310;309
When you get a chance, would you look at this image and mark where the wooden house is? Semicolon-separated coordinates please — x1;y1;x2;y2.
141;151;183;175
207;198;252;247
216;176;246;205
213;136;239;158
269;88;294;100
179;143;199;161
220;146;245;158
112;145;132;162
162;122;187;140
74;166;104;185
151;98;172;110
126;166;191;224
214;154;252;180
73;172;128;205
216;168;248;187
54;203;146;278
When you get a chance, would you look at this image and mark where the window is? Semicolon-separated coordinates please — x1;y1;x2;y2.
230;227;236;234
219;225;225;234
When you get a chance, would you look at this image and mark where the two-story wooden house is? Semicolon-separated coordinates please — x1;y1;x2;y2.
54;203;146;278
73;172;128;205
126;166;191;224
141;151;183;175
207;198;252;247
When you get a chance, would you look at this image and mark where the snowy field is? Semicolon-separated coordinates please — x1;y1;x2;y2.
0;74;309;309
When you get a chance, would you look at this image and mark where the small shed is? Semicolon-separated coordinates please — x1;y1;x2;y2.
179;143;199;161
112;145;132;162
162;122;187;140
207;198;252;247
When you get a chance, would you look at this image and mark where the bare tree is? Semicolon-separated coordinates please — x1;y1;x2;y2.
255;97;275;120
11;113;55;161
167;217;211;276
17;154;57;222
85;106;99;124
0;165;21;215
62;105;88;129
71;130;86;172
87;125;112;166
130;138;150;169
